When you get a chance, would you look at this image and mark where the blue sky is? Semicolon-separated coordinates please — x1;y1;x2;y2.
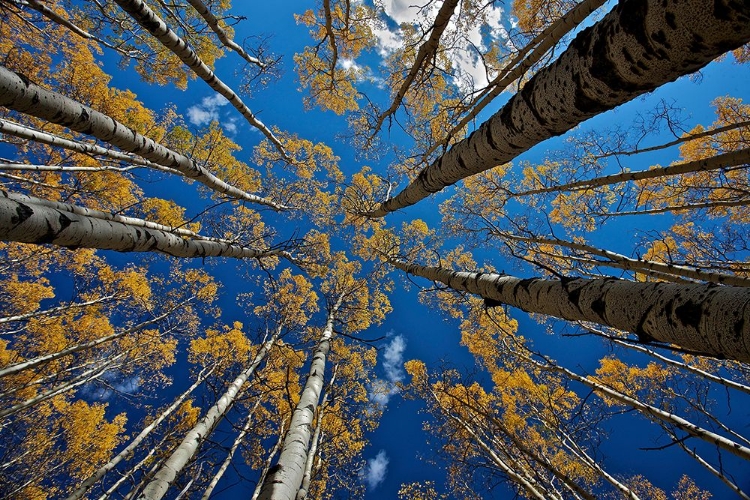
24;0;750;498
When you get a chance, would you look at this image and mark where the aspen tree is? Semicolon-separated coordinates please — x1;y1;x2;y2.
369;0;750;216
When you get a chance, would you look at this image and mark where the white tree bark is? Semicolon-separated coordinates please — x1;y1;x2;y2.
391;259;750;362
185;0;266;68
257;293;344;500
0;306;179;379
0;119;173;172
112;0;289;160
0;194;289;261
0;65;284;209
370;0;750;216
0;294;116;325
496;230;750;287
199;400;259;500
138;330;281;500
509;147;750;197
541;358;750;461
251;421;287;500
67;365;214;500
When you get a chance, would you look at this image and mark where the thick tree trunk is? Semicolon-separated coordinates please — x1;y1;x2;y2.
0;65;283;209
257;294;344;500
429;0;607;158
391;259;750;362
0;194;288;261
251;421;287;500
67;366;214;500
138;330;280;500
112;0;288;160
370;0;750;216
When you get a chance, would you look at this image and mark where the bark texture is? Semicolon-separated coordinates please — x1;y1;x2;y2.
0;193;284;260
139;333;279;500
257;295;343;500
113;0;287;158
371;0;750;216
0;65;282;208
392;260;750;362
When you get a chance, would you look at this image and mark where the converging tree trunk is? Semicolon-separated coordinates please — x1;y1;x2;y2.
257;293;344;500
369;0;750;216
391;259;750;362
138;330;281;500
0;65;283;209
0;194;290;261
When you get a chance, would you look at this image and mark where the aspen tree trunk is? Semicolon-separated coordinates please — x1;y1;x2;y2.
391;259;750;361
497;231;750;286
138;330;281;500
0;194;289;261
184;0;265;68
0;352;127;419
251;421;288;500
370;0;460;135
0;307;179;378
0;65;284;209
444;407;552;500
539;358;750;461
112;0;288;160
199;399;261;500
297;364;337;500
430;0;607;158
370;0;750;216
510;147;750;197
257;293;345;500
5;191;232;243
67;366;214;500
0;294;117;325
675;439;750;499
0;119;171;172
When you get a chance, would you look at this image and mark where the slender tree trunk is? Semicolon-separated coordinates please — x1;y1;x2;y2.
0;294;117;325
112;0;288;160
138;330;281;500
390;259;750;361
0;194;290;261
370;0;460;136
0;352;126;419
199;399;260;500
0;306;180;379
0;65;284;209
370;0;750;216
538;357;750;461
675;438;750;499
0;119;172;172
496;230;750;286
510;147;750;197
67;365;214;500
257;293;344;500
184;0;265;68
296;363;338;500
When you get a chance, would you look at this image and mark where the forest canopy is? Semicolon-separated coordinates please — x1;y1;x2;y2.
0;0;749;498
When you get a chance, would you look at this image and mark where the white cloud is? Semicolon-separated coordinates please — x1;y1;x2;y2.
186;94;230;127
383;334;406;383
369;334;406;406
363;450;389;489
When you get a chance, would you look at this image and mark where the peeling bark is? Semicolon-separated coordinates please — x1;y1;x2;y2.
371;0;750;216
